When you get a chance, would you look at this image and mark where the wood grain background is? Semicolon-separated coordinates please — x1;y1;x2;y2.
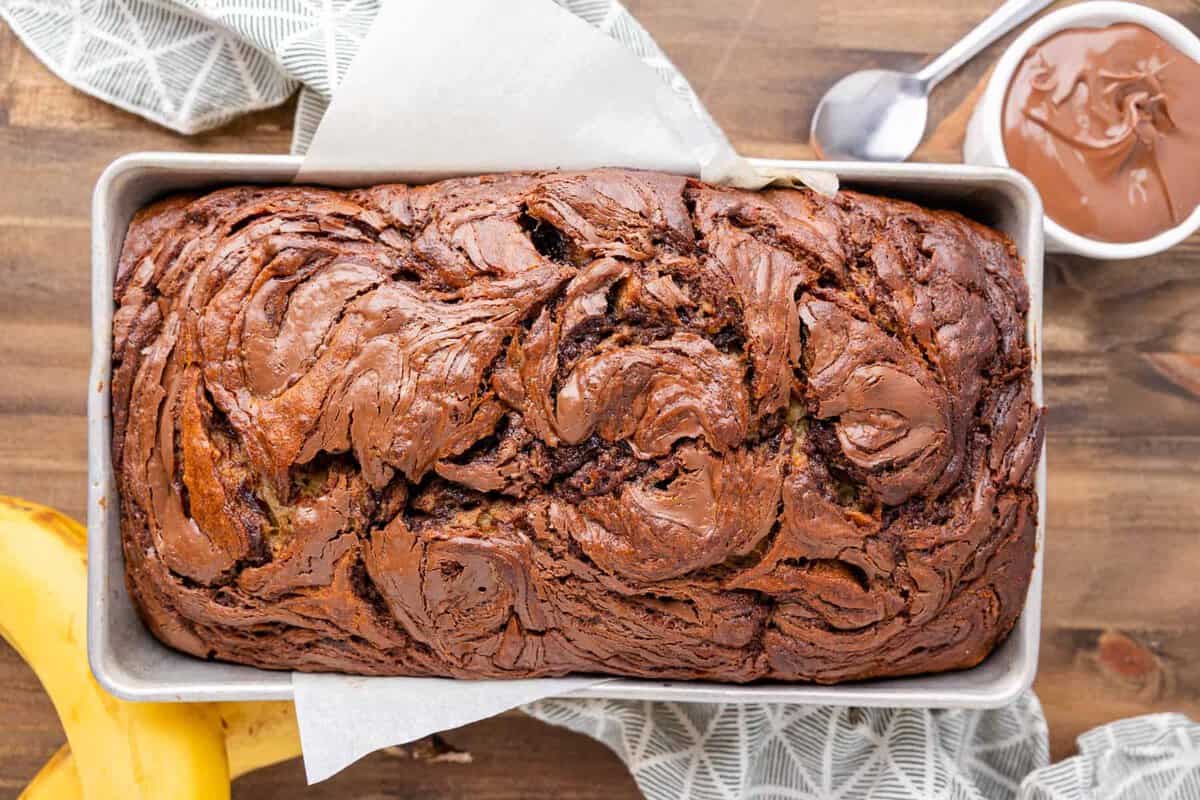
1;0;1198;796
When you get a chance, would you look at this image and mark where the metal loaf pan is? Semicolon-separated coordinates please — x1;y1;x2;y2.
88;154;1045;706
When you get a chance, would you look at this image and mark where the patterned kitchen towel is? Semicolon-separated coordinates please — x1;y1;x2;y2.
0;0;710;154
528;693;1051;800
528;697;1200;800
1019;713;1200;800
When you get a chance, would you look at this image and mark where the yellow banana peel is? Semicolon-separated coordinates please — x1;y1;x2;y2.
20;746;80;799
0;496;301;800
217;701;302;779
20;701;302;799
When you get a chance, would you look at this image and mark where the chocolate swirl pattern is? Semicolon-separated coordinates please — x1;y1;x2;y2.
112;170;1043;683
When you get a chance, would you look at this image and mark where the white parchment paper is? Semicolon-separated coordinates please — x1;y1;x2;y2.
294;0;835;191
294;674;615;782
290;0;833;782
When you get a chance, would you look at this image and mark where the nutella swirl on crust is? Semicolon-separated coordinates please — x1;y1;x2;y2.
112;170;1043;683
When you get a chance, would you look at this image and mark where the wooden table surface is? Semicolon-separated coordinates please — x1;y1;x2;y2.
2;1;1198;796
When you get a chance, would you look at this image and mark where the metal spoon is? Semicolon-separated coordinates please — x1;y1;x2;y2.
810;0;1052;161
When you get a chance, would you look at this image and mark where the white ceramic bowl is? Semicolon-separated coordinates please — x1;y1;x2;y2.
964;1;1200;259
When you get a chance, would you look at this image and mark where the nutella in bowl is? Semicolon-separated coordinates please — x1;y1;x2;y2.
964;2;1200;258
1002;23;1200;244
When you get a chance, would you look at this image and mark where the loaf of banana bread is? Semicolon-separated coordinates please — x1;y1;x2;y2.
112;169;1043;683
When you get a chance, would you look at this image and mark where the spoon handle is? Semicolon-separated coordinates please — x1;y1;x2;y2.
914;0;1053;88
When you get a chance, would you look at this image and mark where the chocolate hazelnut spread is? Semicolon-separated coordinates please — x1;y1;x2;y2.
1003;23;1200;243
112;170;1043;683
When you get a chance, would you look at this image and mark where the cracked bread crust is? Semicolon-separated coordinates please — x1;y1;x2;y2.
112;169;1043;683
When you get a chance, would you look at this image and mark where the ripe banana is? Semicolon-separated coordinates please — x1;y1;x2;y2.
217;700;302;779
0;496;229;800
21;701;302;799
20;746;79;799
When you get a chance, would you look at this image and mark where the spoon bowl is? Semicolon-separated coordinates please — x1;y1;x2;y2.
810;70;929;161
